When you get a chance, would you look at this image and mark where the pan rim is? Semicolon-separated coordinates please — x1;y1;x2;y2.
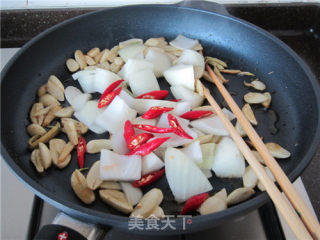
1;4;320;233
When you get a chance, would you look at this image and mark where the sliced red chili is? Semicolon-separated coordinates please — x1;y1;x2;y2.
126;137;170;156
136;90;169;100
101;79;124;95
180;192;209;215
127;133;154;150
132;168;165;187
98;86;122;108
141;106;174;119
77;136;87;168
179;110;214;120
133;124;174;133
123;120;135;146
167;114;193;139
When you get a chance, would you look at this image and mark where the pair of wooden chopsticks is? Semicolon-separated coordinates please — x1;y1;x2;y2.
204;65;320;240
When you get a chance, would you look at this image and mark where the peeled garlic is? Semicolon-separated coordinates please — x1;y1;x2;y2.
235;121;247;137
71;169;95;204
27;124;46;136
262;92;272;108
31;149;44;173
242;104;258;126
37;84;47;97
67;118;88;135
107;45;120;63
47;75;65;101
54;106;74;118
49;138;66;166
87;47;100;58
30;103;44;125
96;62;110;70
85;55;96;66
195;79;204;97
130;188;163;218
74;50;87;69
87;139;112;154
42;105;62;127
148;206;165;218
39;94;60;107
215;188;227;201
145;37;168;47
87;161;103;190
243;166;258;188
66;58;80;72
265;142;291;159
227;187;255;206
257;167;276;191
198;194;227;215
100;181;121;190
57;142;74;168
99;189;133;214
38;142;52;170
244;92;268;104
61;118;78;145
244;80;266;91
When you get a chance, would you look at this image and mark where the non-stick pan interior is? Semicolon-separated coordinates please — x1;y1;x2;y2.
1;5;320;233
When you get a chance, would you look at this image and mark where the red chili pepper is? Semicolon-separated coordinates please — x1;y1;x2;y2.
136;90;169;100
169;99;181;102
167;114;193;139
179;110;214;120
123;120;135;146
141;106;174;119
77;136;87;168
127;133;154;150
98;86;122;108
132;168;165;187
102;79;124;95
180;192;209;215
126;137;170;156
133;124;174;133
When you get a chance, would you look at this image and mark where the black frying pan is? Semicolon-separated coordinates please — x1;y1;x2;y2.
1;3;320;235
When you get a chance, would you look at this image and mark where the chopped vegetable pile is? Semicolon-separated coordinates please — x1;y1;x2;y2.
26;35;291;218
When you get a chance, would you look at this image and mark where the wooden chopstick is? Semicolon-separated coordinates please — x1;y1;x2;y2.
204;65;320;239
203;87;312;239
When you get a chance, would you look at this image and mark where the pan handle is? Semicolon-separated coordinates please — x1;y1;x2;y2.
33;212;106;240
174;0;230;16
